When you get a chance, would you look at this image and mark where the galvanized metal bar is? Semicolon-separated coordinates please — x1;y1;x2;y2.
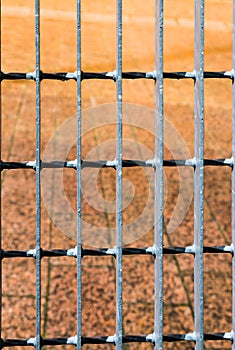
116;0;123;348
76;0;82;349
35;0;41;349
194;0;205;349
232;1;235;348
154;0;164;349
0;0;2;344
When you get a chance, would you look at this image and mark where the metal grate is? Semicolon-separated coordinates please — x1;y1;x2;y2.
0;0;235;349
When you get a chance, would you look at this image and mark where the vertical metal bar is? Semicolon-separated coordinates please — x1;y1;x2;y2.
35;0;41;349
232;1;235;348
76;0;82;349
116;0;123;348
154;0;164;349
0;0;2;345
194;0;204;349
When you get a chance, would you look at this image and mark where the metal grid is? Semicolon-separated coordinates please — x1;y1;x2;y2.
0;0;235;349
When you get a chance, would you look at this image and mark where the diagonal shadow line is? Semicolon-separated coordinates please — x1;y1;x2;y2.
128;102;195;326
1;83;27;187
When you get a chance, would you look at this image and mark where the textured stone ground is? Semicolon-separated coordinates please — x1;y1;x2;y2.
1;1;234;349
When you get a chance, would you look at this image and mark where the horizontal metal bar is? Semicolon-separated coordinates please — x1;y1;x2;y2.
0;332;232;347
0;70;233;82
0;158;233;171
0;245;233;260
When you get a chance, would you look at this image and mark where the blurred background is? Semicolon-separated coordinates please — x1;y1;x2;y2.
1;0;233;349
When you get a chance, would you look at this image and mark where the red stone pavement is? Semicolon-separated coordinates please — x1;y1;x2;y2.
1;1;234;349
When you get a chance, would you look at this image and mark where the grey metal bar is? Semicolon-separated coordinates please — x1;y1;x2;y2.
0;0;2;344
76;0;82;349
232;1;235;348
154;0;164;349
194;0;205;349
35;0;41;349
116;0;123;348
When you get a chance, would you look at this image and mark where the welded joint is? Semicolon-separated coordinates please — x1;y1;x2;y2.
230;69;235;81
26;71;36;80
105;247;117;256
73;71;82;79
184;332;196;341
224;243;234;255
67;246;77;257
223;70;233;79
26;160;36;169
185;70;196;79
27;337;37;346
224;157;234;167
106;159;117;168
146;332;156;343
146;71;156;79
145;245;161;256
26;249;37;258
146;246;155;255
145;159;155;168
106;334;116;343
145;70;163;80
145;158;162;169
105;70;117;81
66;159;77;168
66;335;77;345
222;331;233;341
65;72;77;80
193;69;201;80
185;157;196;167
185;244;195;254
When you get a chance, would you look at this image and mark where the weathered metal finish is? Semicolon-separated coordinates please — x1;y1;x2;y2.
116;0;123;348
154;0;164;349
194;0;205;349
76;1;82;349
35;0;41;349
